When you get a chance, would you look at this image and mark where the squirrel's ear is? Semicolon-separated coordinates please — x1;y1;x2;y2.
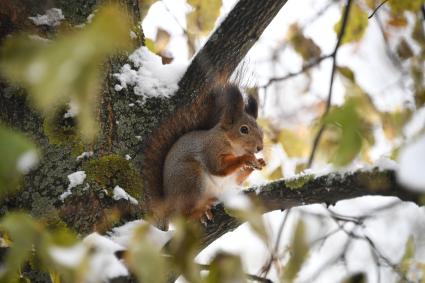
245;95;258;119
220;85;244;129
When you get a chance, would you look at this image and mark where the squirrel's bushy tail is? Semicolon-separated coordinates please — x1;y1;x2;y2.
142;85;232;224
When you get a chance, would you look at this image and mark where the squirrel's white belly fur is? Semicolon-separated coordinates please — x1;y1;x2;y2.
203;171;239;196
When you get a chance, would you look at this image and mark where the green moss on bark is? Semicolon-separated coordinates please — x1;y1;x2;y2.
286;174;315;190
82;154;143;201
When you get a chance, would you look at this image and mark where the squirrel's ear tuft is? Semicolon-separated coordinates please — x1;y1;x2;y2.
245;95;258;119
220;85;244;129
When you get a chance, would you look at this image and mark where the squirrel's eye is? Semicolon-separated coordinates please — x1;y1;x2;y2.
240;125;249;135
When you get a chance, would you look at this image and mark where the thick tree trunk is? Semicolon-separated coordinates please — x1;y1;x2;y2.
0;0;290;234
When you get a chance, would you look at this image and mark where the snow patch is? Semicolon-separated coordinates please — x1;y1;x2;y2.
60;171;86;201
398;134;425;191
112;185;138;205
16;150;38;174
76;151;93;161
64;101;79;119
50;244;86;268
220;189;252;210
114;46;186;101
108;219;174;249
28;8;64;27
83;233;128;283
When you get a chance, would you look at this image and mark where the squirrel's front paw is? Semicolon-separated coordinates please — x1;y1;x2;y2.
243;154;263;170
257;158;266;168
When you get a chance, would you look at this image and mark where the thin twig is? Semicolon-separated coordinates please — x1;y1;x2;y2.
198;264;274;283
259;209;292;278
368;0;389;19
160;0;196;56
260;54;333;89
307;0;354;168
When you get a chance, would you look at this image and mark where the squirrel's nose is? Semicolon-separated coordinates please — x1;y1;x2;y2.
256;145;263;152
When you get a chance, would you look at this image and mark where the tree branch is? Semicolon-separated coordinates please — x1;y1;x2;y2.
368;0;389;19
260;54;333;89
201;168;422;248
173;0;289;106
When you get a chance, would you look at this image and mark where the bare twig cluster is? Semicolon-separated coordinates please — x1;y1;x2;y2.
298;201;414;283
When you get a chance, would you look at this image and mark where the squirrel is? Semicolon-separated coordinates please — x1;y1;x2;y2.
142;84;265;230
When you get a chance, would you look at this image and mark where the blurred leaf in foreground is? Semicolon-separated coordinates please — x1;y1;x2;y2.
0;213;39;281
0;4;132;141
206;252;247;283
126;224;168;283
169;218;202;283
0;213;78;282
400;236;415;276
282;220;309;283
0;125;38;195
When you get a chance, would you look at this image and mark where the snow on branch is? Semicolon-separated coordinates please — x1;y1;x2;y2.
201;168;422;248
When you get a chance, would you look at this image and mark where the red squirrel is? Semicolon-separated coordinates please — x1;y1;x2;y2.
142;84;265;230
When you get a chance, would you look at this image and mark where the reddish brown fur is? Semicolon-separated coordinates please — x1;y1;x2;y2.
215;154;258;176
142;85;229;214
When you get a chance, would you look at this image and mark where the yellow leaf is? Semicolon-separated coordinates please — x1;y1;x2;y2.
287;24;322;61
335;3;368;45
279;127;310;158
269;166;284;180
187;0;222;36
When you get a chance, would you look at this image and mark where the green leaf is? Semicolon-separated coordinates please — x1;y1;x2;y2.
168;218;202;283
206;252;247;283
0;213;40;281
322;97;363;166
282;220;309;283
0;125;38;195
187;0;222;36
400;236;415;275
127;224;168;283
335;3;368;45
0;4;132;141
337;66;355;83
145;38;157;53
